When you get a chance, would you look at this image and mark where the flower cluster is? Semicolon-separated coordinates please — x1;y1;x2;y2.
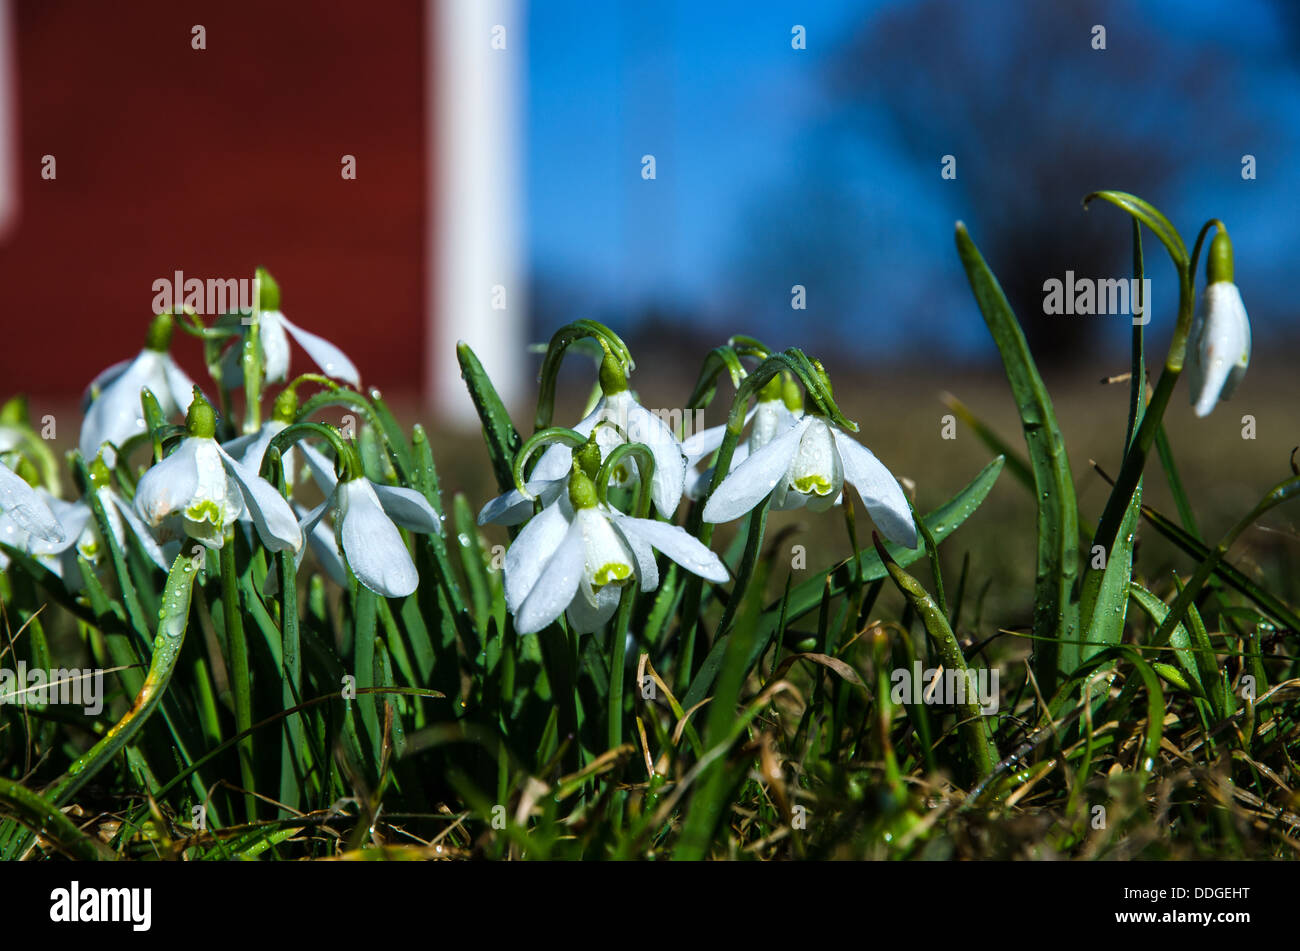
480;335;922;636
1;270;438;601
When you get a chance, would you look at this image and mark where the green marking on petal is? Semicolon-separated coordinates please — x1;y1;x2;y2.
794;474;833;496
593;562;633;587
185;498;225;527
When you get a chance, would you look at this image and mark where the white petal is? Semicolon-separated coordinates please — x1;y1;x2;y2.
279;313;361;386
565;583;621;633
134;437;203;527
0;466;64;543
258;311;293;383
701;417;810;523
1190;282;1251;417
337;478;418;597
787;417;842;511
221;431;259;459
680;405;757;465
372;483;443;534
78;350;164;458
503;498;572;613
750;399;799;453
619;396;686;516
477;479;564;526
529;401;604;482
685;441;749;501
233;419;290;474
80;358;132;413
608;512;659;591
23;493;82;553
833;429;917;548
514;517;585;635
614;515;729;583
298;440;341;495
111;492;170;570
297;500;349;587
218;445;302;553
217;340;246;388
680;419;729;464
575;506;635;589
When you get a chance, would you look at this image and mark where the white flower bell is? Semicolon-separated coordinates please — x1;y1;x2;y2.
79;312;199;459
702;413;918;548
297;441;442;598
1187;231;1250;418
505;463;728;635
479;352;686;525
134;391;301;552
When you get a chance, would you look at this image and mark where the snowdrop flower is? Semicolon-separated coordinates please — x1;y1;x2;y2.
702;413;918;548
1187;230;1250;418
222;268;360;387
506;463;728;635
297;441;442;598
80;312;199;460
0;457;63;545
134;391;301;552
681;375;802;500
479;352;686;525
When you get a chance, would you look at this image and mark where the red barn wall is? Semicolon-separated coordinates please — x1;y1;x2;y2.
0;1;428;398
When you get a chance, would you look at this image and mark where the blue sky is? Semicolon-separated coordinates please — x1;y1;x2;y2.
526;0;1300;360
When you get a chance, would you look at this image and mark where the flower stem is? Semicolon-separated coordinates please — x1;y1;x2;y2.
220;540;257;822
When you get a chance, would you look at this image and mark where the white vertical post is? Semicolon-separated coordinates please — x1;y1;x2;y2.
428;0;525;424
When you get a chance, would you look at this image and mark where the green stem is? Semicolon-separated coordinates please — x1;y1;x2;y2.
221;541;257;821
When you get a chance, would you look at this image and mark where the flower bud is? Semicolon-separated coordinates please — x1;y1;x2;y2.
185;387;217;439
256;266;281;312
144;312;175;353
568;463;599;510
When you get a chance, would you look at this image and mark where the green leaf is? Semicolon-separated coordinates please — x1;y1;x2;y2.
457;342;524;494
956;222;1079;690
1128;581;1207;702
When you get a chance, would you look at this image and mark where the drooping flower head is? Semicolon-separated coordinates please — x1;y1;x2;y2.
682;373;803;500
505;454;728;635
221;268;361;388
1188;229;1250;418
701;369;917;548
479;348;687;526
79;312;199;459
134;389;301;552
297;440;442;598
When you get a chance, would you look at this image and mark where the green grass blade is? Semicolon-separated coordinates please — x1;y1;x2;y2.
955;222;1079;690
458;342;524;492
